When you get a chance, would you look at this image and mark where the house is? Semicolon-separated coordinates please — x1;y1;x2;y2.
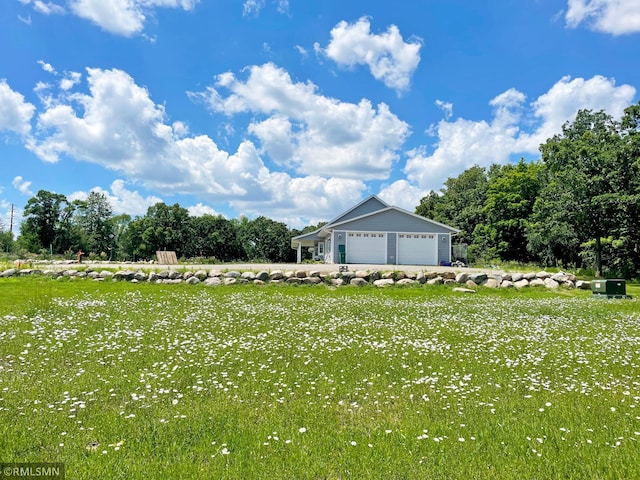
291;195;460;265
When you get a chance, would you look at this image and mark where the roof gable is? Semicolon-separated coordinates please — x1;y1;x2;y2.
328;206;460;234
325;195;389;227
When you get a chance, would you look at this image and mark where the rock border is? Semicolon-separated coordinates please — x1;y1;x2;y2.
0;267;592;291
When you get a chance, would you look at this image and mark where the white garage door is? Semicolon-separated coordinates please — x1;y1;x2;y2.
398;233;438;265
346;232;386;264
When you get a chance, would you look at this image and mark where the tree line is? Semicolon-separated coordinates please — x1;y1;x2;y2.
416;104;640;278
2;103;638;276
7;190;318;263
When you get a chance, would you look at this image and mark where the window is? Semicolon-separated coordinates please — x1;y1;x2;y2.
318;242;324;255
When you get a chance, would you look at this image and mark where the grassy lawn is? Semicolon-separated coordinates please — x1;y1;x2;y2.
1;278;639;479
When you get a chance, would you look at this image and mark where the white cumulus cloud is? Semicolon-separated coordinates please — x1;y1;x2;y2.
12;176;34;196
566;0;640;35
19;0;200;36
0;80;35;135
25;66;367;227
405;75;636;192
197;62;410;180
377;180;426;213
319;17;422;94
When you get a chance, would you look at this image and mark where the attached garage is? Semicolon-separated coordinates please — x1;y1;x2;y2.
291;195;460;265
346;232;386;264
397;233;437;266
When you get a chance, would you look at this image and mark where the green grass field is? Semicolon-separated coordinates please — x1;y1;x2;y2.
1;278;639;479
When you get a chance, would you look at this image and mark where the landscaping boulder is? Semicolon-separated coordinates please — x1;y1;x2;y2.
484;278;500;289
242;271;256;281
374;279;395;288
576;280;591;290
269;270;284;281
511;273;524;283
397;278;417;286
469;273;488;284
186;276;200;285
455;272;469;284
302;277;322;285
453;287;475;294
543;278;560;289
514;279;530;289
256;271;270;282
0;269;16;277
350;277;368;286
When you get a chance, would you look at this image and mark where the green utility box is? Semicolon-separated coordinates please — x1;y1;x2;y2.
591;279;629;298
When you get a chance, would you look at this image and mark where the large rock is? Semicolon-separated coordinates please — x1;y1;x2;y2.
453;287;475;294
441;271;456;280
381;271;395;280
114;270;135;281
242;271;256;281
331;278;344;286
514;279;530;289
551;273;568;283
529;278;545;287
168;271;183;280
134;272;148;282
544;278;560;289
302;277;322;285
576;280;591;290
500;280;514;288
295;270;307;278
469;273;488;285
355;270;370;280
455;272;469;284
484;278;500;289
397;278;417;286
523;272;537;281
256;271;270;282
341;271;355;282
269;270;284;281
186;276;201;285
286;277;303;284
374;279;395;288
511;273;524;282
308;270;321;278
224;271;241;278
536;271;552;279
0;269;16;277
415;272;427;284
194;270;208;281
466;280;478;288
369;270;381;281
157;270;170;279
350;277;368;286
427;276;444;285
204;277;221;286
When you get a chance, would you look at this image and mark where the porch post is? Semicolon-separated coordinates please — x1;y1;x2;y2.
297;242;302;263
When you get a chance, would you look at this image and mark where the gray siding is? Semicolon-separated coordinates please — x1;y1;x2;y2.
387;232;397;264
334;231;346;263
332;197;387;224
437;234;451;264
337;209;455;234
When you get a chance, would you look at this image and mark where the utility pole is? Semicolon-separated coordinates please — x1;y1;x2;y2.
9;204;14;234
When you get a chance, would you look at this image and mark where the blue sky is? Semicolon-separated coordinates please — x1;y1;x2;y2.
1;1;639;232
